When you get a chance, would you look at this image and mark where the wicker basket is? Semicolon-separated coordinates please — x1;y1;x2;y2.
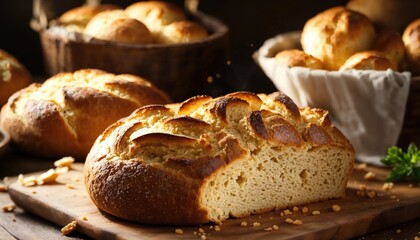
31;1;229;101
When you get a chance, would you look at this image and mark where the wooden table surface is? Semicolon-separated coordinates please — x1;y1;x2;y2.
1;150;419;240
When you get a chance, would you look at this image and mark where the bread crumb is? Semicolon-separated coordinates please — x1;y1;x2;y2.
292;206;299;212
54;156;75;168
285;218;294;224
312;210;321;216
382;182;394;191
396;229;401;234
332;205;341;212
272;224;279;230
367;191;377;199
32;191;37;194
82;216;87;221
280;212;284;217
209;225;213;229
37;169;58;185
175;229;183;235
364;171;376;180
355;163;367;171
264;227;273;231
2;204;15;212
359;184;367;191
214;226;221;232
301;207;309;214
356;190;365;197
201;235;207;240
252;222;261;227
56;166;69;174
18;174;37;187
72;177;80;182
193;231;197;235
61;220;77;235
12;218;16;222
283;209;292;215
408;184;413;188
0;184;7;192
240;221;247;227
66;184;75;189
293;220;302;225
198;228;205;233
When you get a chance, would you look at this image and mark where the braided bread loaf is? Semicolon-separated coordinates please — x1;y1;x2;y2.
0;69;170;159
85;91;355;225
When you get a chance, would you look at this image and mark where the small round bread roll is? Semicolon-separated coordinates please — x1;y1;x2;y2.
374;30;405;67
0;49;31;106
0;69;171;159
125;1;186;33
84;10;153;44
301;7;376;70
58;4;120;30
340;51;397;71
347;0;420;32
274;49;323;69
403;19;420;75
158;21;208;44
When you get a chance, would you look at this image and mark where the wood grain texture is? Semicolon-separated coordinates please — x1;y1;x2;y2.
6;163;420;240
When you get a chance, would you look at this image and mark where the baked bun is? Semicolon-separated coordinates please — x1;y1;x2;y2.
403;19;420;75
85;91;355;225
347;0;420;32
125;1;186;33
374;30;405;67
0;49;32;106
58;4;121;30
340;51;397;71
157;20;208;44
274;49;323;69
84;10;153;44
301;7;375;70
0;69;171;160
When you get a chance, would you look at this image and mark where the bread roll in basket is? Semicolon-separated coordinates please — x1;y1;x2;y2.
31;0;229;101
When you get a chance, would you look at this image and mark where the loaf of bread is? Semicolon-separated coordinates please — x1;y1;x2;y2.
58;4;121;32
301;7;375;70
0;49;32;106
85;91;355;225
374;30;405;67
125;1;186;34
0;69;170;159
340;51;398;71
84;10;153;44
157;20;208;44
403;19;420;75
274;49;323;69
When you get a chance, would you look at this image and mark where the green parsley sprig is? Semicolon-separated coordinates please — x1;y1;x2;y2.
381;143;420;182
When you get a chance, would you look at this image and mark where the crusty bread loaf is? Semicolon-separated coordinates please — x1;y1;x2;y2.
374;30;405;67
301;7;375;70
125;1;186;34
157;20;208;44
84;10;154;44
0;69;170;159
403;19;420;75
0;49;32;106
340;51;398;71
85;91;355;225
274;49;323;69
58;4;121;31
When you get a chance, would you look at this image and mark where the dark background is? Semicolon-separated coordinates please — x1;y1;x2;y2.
0;0;349;94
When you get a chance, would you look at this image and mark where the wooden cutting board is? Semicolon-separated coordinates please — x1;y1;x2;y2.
7;163;420;240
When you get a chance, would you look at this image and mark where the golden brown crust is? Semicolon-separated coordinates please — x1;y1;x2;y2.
0;69;170;159
158;20;208;44
125;1;186;33
374;30;405;67
58;4;121;28
85;91;354;225
84;10;153;44
403;19;420;75
340;51;397;71
301;7;375;70
0;49;32;106
274;49;323;69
